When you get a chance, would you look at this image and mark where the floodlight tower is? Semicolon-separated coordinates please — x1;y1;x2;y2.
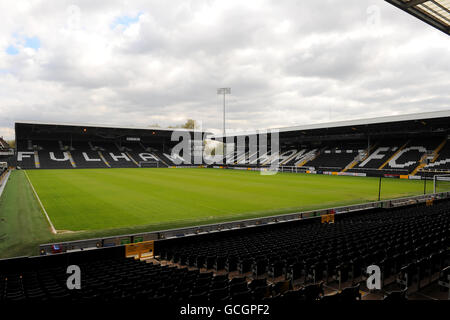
217;87;231;157
217;88;231;138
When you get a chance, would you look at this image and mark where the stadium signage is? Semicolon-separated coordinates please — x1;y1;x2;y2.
82;152;101;161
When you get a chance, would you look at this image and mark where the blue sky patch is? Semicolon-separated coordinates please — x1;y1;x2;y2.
6;45;19;55
111;12;142;28
5;34;40;55
25;36;41;49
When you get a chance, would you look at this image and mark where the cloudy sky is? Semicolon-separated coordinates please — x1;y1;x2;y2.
0;0;449;139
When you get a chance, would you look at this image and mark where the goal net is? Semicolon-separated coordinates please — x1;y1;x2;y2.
433;174;450;193
139;160;160;168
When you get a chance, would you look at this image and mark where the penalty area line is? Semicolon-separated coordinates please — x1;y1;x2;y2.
24;170;57;234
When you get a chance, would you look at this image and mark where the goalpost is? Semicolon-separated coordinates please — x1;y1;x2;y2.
139;160;160;168
433;174;450;194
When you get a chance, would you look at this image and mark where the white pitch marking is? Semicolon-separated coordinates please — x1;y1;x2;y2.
24;170;57;234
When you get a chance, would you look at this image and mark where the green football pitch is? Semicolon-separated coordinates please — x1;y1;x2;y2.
0;168;433;258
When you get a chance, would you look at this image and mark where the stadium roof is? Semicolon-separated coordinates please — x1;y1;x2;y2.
14;121;213;143
386;0;450;35
15;110;450;141
277;110;450;133
214;110;450;139
14;120;199;133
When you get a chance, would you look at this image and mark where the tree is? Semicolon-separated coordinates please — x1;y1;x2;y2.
168;119;198;129
6;140;15;148
181;119;197;129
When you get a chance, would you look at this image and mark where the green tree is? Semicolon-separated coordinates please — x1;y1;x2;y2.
168;119;198;129
181;119;197;129
6;140;15;148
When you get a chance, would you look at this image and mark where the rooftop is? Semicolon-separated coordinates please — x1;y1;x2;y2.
214;110;450;138
386;0;450;35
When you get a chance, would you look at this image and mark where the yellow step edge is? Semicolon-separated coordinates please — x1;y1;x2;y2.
412;138;447;175
68;151;77;168
98;151;111;167
126;152;139;167
431;138;447;163
342;143;378;173
378;141;409;170
411;161;427;176
297;148;323;167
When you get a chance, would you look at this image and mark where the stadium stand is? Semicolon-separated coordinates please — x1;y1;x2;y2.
302;142;366;172
233;136;450;177
382;138;442;174
279;148;319;167
94;142;138;168
13;112;450;174
0;167;7;178
65;141;108;169
420;139;450;176
219;111;450;174
16;134;450;173
0;137;10;150
156;199;450;300
118;141;156;167
135;142;174;167
14;122;192;169
1;198;448;302
0;137;14;166
349;140;405;173
35;140;74;169
149;150;177;167
16;140;179;169
16;139;35;169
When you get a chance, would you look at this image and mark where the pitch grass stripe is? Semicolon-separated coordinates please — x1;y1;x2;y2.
24;170;57;234
25;168;434;232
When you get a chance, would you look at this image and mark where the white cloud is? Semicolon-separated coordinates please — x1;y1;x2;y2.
0;0;449;140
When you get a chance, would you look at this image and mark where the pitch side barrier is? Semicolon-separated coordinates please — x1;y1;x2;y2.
37;191;450;256
174;164;433;180
214;164;429;179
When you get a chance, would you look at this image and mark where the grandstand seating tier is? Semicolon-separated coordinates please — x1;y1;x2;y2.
13;136;450;173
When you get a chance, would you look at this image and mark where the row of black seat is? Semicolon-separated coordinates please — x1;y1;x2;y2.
16;140;176;169
228;137;450;175
14;136;450;173
157;200;450;292
0;254;358;303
